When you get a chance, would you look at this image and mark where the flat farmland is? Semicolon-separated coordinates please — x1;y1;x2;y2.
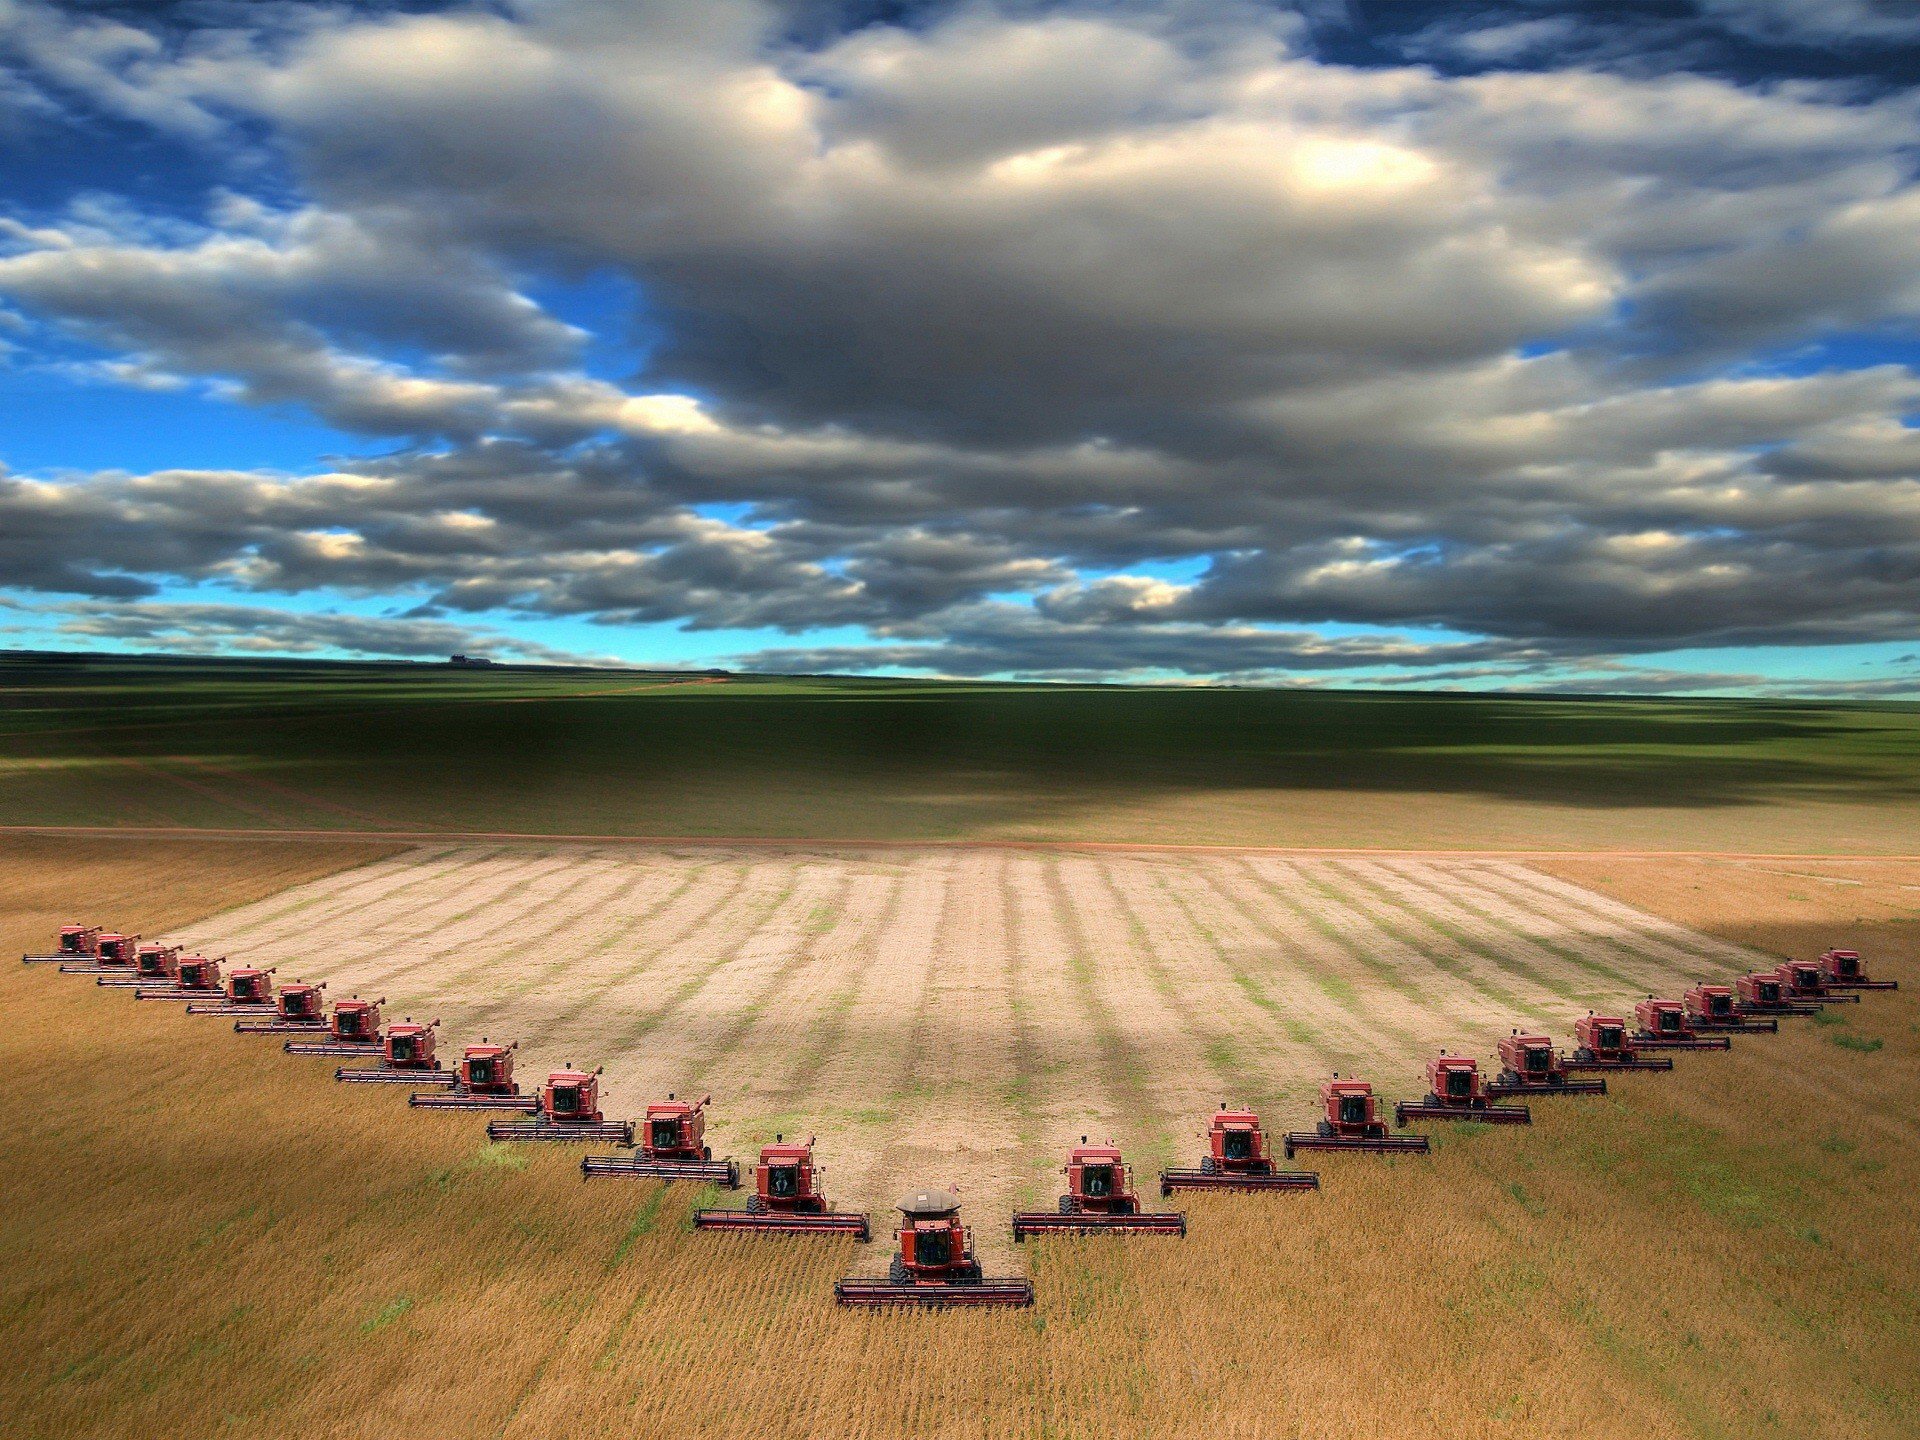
175;845;1771;1244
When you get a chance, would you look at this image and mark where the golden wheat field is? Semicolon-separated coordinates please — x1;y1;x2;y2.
1;836;1916;1440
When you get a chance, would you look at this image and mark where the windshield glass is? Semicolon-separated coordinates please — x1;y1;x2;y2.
1083;1165;1112;1197
769;1165;798;1198
1223;1129;1252;1162
1525;1048;1548;1071
917;1228;952;1268
1445;1070;1470;1096
469;1058;494;1085
552;1086;580;1114
651;1119;678;1150
1599;1027;1622;1048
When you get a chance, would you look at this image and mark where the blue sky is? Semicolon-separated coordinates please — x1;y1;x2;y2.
1;1;1917;696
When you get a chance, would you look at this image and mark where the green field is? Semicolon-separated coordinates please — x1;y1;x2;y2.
3;654;1917;852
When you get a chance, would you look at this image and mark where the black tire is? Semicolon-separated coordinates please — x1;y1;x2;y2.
702;1146;711;1161
889;1255;909;1285
1058;1195;1080;1215
1316;1119;1334;1138
1200;1155;1217;1175
746;1195;767;1215
1115;1197;1137;1216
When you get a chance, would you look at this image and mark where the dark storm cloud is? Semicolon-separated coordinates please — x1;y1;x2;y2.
1;0;1919;681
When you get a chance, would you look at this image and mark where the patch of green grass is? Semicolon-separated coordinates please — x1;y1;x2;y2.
1829;1032;1884;1053
359;1296;412;1335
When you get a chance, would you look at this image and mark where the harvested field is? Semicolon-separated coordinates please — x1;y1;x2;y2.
175;845;1773;1252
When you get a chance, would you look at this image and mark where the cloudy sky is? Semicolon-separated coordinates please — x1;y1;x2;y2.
2;0;1919;694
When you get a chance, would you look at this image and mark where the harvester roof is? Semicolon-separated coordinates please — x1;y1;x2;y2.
897;1190;961;1219
1070;1143;1124;1162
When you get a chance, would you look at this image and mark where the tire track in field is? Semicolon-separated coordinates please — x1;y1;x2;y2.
1293;859;1554;1026
1006;851;1175;1179
1483;863;1771;972
1377;859;1704;1000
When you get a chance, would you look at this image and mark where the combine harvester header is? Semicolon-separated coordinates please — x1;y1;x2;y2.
835;1192;1032;1308
23;924;102;964
582;1094;739;1184
694;1135;870;1238
1160;1106;1319;1194
1014;1141;1186;1238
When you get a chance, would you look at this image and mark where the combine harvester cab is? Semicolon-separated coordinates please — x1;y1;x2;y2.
488;1068;632;1143
1683;983;1776;1034
409;1039;539;1110
62;931;140;975
1631;998;1732;1051
694;1135;870;1238
1396;1053;1531;1124
1160;1106;1319;1194
1014;1140;1186;1238
1734;971;1818;1018
1778;959;1858;1005
234;981;327;1033
835;1192;1032;1307
136;954;223;1001
1820;948;1895;991
1487;1033;1607;1097
337;1017;458;1085
582;1094;739;1183
99;943;181;988
285;996;387;1055
1566;1014;1676;1071
24;924;102;964
1285;1077;1430;1158
187;966;279;1016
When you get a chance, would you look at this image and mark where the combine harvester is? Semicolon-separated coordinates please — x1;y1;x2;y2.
693;1135;870;1238
285;996;386;1056
1631;998;1732;1051
1820;948;1896;991
1735;970;1819;1019
98;943;181;988
1284;1077;1430;1158
23;925;101;963
1487;1032;1607;1098
1395;1053;1531;1125
582;1094;739;1184
1684;982;1777;1034
186;966;278;1016
835;1192;1032;1308
1013;1140;1186;1238
1160;1106;1320;1195
1565;1014;1676;1072
337;1018;457;1086
487;1068;632;1144
135;954;223;1001
234;981;327;1033
1778;959;1859;1005
408;1040;539;1111
61;931;140;975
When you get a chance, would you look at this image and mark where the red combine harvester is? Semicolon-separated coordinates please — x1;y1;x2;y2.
98;943;182;988
1159;1106;1320;1194
1631;998;1732;1051
1395;1052;1531;1124
1284;1077;1430;1158
337;1017;457;1085
234;981;327;1033
487;1068;633;1143
187;966;278;1016
582;1094;739;1183
408;1039;539;1110
1013;1140;1187;1238
835;1192;1033;1307
694;1135;871;1238
1778;959;1858;1005
1565;1014;1676;1071
60;931;140;975
1487;1032;1607;1097
135;954;223;1000
1820;948;1896;991
1735;970;1818;1018
285;996;386;1055
23;924;101;963
1683;982;1777;1033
